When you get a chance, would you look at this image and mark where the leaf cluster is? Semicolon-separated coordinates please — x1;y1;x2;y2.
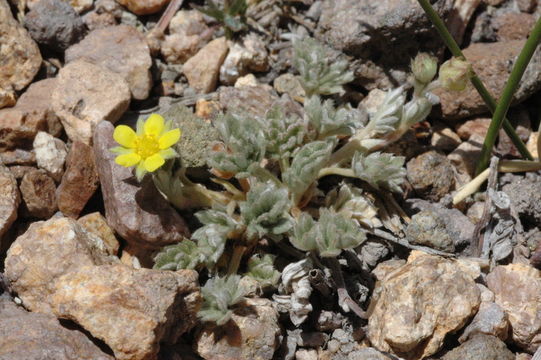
198;275;247;325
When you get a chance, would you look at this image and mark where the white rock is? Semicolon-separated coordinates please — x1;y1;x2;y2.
33;131;67;182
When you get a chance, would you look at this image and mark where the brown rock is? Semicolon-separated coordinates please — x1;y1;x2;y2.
195;298;281;360
0;149;36;166
459;302;509;342
56;141;99;218
161;10;209;64
93;121;190;252
52;60;130;144
441;334;514;360
0;296;114;360
218;84;279;119
65;25;152;100
0;0;42;109
273;73;306;102
0;164;19;239
8;165;36;180
0;79;62;150
220;34;269;85
82;11;117;31
116;0;170;15
495;13;536;41
78;212;119;256
456;118;491;140
19;169;57;219
183;37;229;94
517;0;536;12
447;134;484;185
406;151;456;202
33;131;68;182
430;124;461;151
434;40;541;120
367;251;481;359
486;263;541;352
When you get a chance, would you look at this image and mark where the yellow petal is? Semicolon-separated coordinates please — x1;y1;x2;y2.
115;153;141;167
113;125;137;148
144;114;165;137
159;148;178;160
158;129;181;149
144;153;165;172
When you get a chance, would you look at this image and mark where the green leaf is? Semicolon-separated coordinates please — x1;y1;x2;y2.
198;275;247;325
153;240;201;270
304;96;363;140
352;152;406;193
240;182;293;241
263;106;307;160
245;254;281;288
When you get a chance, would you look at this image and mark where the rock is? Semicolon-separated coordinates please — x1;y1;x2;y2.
295;349;318;360
459;302;509;342
169;9;208;34
406;151;456;202
161;10;209;64
82;11;118;30
0;165;19;239
406;210;456;252
494;12;536;41
235;74;258;87
195;298;281;360
446;0;483;45
24;0;86;51
116;0;170;15
0;296;114;360
52;60;131;144
434;40;541;120
317;0;452;89
0;149;36;166
496;108;531;157
517;0;536;12
273;73;306;102
367;251;481;359
19;169;57;219
183;37;229;94
33;131;68;182
4;216;201;360
430;124;461;151
8;165;36;180
93;121;190;252
447;134;484;184
0;0;42;109
346;348;395;360
65;25;152;100
441;334;514;360
0;79;62;150
219;84;279;119
502;173;541;225
78;212;119;256
456;118;491;140
56;141;99;218
486;263;541;352
220;34;269;85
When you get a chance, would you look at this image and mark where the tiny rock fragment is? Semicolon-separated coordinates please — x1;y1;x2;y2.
183;37;229;94
219;34;269;85
116;0;171;15
77;212;119;256
406;151;456;202
430;124;461;151
273;73;306;102
33;131;68;182
56;141;99;218
52;60;130;145
19;169;57;219
456;118;491;140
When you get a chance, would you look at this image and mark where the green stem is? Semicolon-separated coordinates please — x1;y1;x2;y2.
417;0;533;163
475;18;541;174
317;167;356;179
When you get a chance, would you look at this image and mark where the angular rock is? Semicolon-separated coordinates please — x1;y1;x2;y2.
448;134;483;185
502;173;541;225
367;251;481;359
19;169;57;219
456;118;491;140
0;0;42;109
56;141;99;218
486;263;541;352
0;296;114;360
0;149;36;166
33;131;68;182
219;84;279;119
82;11;118;31
0;165;19;239
52;60;130;144
195;298;281;360
183;37;229;93
434;40;541;120
273;73;306;102
459;302;509;342
495;12;536;41
441;334;514;360
406;151;456;202
66;25;152;100
161;10;209;64
24;0;86;51
93;121;189;251
430;124;461;151
116;0;170;15
8;165;36;180
220;34;269;85
78;212;119;256
406;210;456;252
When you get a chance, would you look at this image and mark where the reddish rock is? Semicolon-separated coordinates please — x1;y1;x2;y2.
495;13;536;41
56;141;99;218
115;0;170;15
19;169;57;219
455;118;491;140
183;37;229;94
8;166;36;180
218;84;279;119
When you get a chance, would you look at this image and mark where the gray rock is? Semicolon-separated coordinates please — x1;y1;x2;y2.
441;334;514;360
0;296;114;360
33;131;67;182
502;173;541;225
0;150;36;166
93;121;190;255
219;84;280;119
24;0;86;51
406;151;456;202
0;165;19;240
406;210;456;252
459;302;509;342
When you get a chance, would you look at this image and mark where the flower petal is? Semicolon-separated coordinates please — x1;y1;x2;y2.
135;162;147;181
113;125;137;148
144;114;165;136
110;146;135;155
158;129;181;149
115;153;141;167
159;148;178;160
144;153;165;172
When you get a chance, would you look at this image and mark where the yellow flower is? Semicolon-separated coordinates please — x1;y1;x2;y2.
111;114;181;181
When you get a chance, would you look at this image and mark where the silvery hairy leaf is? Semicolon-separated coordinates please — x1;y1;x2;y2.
368;86;406;136
325;182;382;228
304;96;364;140
153;239;201;270
264;106;307;160
198;275;247;325
245;254;281;288
352;151;406;193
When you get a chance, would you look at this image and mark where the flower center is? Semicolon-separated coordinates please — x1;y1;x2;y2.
134;134;160;159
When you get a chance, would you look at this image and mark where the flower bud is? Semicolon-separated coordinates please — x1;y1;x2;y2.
438;57;473;91
411;53;438;84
